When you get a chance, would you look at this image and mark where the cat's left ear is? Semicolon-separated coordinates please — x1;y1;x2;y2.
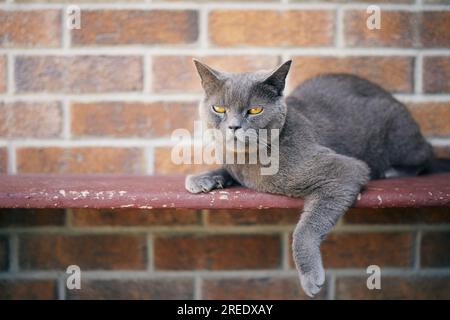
262;60;292;95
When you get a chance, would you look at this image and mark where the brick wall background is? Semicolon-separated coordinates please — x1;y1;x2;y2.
0;0;450;299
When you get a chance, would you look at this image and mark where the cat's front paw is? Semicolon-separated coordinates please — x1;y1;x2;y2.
185;174;225;193
299;263;325;298
293;236;326;297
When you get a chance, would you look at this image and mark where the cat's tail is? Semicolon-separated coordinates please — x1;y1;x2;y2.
424;158;450;174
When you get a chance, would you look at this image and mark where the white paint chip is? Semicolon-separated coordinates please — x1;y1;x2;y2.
377;195;383;205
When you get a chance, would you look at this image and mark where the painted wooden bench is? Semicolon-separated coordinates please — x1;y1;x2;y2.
0;173;449;209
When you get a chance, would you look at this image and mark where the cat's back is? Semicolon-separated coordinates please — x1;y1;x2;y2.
286;73;400;136
287;73;392;106
284;73;419;177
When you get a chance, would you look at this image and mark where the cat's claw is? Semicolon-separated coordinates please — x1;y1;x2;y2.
299;265;325;298
185;174;224;194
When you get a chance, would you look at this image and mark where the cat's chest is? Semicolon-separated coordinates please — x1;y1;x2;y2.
225;164;282;193
226;164;262;189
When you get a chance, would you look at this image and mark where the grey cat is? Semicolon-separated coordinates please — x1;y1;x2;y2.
185;59;449;297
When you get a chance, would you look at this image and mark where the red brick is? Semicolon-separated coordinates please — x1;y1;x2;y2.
0;209;65;228
72;10;198;46
323;232;413;268
0;280;56;299
19;234;147;270
344;11;418;48
71;208;201;227
154;234;281;270
0;101;62;138
0;10;61;48
421;232;450;268
407;102;450;137
154;146;220;175
0;55;5;92
206;209;300;226
71;101;198;138
289;56;413;93
202;277;325;300
67;279;194;300
209;10;334;47
0;236;8;270
343;207;450;225
290;232;413;268
336;276;450;299
0;147;7;173
420;11;450;47
152;55;280;93
16;147;145;174
434;146;450;158
423;56;450;93
15;56;143;93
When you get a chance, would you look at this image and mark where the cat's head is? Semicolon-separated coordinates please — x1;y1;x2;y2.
194;59;292;152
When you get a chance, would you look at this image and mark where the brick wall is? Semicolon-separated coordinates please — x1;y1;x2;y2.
0;0;450;299
1;208;450;299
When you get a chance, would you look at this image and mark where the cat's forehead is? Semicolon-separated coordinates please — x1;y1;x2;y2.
220;72;267;103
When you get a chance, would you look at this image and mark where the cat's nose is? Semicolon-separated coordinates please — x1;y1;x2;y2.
228;125;241;131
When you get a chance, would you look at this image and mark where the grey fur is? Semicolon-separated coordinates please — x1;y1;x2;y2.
185;59;435;297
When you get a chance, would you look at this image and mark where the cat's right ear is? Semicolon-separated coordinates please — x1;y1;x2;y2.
193;59;224;95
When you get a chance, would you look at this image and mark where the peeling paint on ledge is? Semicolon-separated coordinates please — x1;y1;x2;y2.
0;174;449;209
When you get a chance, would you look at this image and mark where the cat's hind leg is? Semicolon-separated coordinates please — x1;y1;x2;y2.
383;165;426;178
386;102;433;177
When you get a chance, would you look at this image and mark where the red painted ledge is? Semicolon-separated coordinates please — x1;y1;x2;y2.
0;174;449;209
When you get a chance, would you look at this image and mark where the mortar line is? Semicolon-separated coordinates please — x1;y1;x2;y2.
65;208;73;229
0;93;203;101
414;229;422;271
7;53;14;95
1;137;448;148
144;55;152;93
7;142;16;174
327;271;336;300
200;210;209;226
57;274;66;300
194;275;202;300
2;48;450;56
2;267;449;280
335;7;344;48
61;5;70;50
145;145;155;175
2;137;175;147
147;234;154;272
414;54;423;94
1;223;450;236
1;93;450;103
7;234;19;273
62;98;71;139
281;231;290;270
199;6;209;49
1;3;450;10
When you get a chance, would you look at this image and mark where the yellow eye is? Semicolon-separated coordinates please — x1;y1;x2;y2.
212;105;226;113
248;106;263;115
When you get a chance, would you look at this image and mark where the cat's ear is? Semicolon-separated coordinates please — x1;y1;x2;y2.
262;60;292;95
193;59;225;95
